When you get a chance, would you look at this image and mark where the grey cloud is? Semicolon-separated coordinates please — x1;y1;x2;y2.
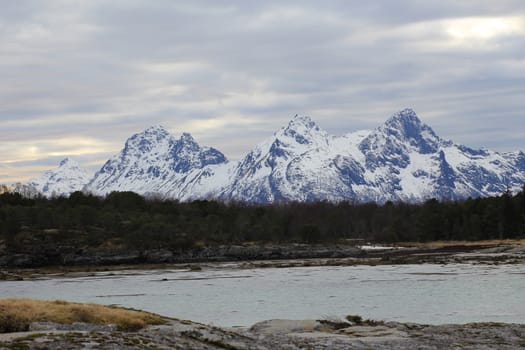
1;0;525;181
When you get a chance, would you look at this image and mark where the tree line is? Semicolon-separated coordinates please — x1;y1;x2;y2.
0;187;524;252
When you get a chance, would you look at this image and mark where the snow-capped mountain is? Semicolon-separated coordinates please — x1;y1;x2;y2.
352;109;525;202
28;158;91;197
219;108;525;203
84;125;232;199
220;115;354;202
25;109;525;203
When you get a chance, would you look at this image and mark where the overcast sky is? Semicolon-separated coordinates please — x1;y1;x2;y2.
2;1;525;182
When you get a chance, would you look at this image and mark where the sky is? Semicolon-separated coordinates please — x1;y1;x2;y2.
1;0;525;183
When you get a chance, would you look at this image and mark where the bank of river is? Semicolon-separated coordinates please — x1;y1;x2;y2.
1;263;524;327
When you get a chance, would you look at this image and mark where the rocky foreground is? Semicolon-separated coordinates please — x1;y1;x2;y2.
1;317;524;350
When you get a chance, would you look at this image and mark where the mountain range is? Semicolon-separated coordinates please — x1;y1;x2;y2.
12;108;525;203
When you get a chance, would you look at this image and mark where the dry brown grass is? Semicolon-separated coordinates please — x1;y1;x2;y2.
0;298;167;333
395;239;525;248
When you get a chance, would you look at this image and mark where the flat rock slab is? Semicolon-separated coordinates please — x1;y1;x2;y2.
249;319;320;334
0;319;524;350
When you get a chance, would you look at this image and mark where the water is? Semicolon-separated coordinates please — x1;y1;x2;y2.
1;263;524;327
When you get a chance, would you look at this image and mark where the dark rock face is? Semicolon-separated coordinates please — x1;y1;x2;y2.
171;133;227;173
359;108;439;170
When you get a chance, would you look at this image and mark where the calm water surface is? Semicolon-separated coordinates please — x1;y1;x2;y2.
1;263;524;327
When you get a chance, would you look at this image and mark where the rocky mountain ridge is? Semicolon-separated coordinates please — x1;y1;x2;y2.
85;125;230;200
9;108;525;203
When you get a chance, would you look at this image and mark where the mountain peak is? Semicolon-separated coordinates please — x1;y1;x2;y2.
124;125;174;154
29;158;90;197
171;133;227;172
132;125;172;141
144;124;169;133
286;114;315;129
277;114;327;146
59;157;79;167
382;108;440;152
173;132;201;156
180;132;196;143
385;108;421;128
359;109;442;167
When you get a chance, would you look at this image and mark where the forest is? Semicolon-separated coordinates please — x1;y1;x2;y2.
1;187;524;253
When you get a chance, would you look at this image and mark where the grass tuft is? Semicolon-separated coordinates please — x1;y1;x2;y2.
0;298;167;333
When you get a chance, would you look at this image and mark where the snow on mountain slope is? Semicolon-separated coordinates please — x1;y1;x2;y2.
350;108;525;202
222;110;444;203
28;158;91;197
84;125;231;198
220;115;355;202
24;109;525;202
351;108;453;202
222;108;525;203
441;145;525;196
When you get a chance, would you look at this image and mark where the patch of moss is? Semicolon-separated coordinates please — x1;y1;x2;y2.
0;298;167;333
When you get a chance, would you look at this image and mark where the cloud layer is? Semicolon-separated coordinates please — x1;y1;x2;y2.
1;1;525;182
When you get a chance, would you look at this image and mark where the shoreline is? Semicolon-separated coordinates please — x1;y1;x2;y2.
1;240;525;280
1;312;524;349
